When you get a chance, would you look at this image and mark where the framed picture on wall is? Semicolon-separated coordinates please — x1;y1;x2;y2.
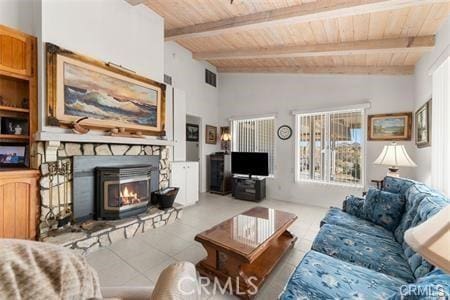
368;112;412;141
186;123;199;142
415;99;431;148
205;125;217;144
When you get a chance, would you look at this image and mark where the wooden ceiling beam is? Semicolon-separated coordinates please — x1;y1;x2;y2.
217;65;415;75
194;36;435;60
165;0;449;41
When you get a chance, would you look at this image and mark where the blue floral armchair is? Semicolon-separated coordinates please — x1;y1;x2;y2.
280;176;450;299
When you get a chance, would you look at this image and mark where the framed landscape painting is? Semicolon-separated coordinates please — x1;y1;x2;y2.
47;43;165;134
368;112;412;141
415;99;431;148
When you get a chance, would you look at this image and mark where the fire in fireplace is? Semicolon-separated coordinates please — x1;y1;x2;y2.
95;165;154;219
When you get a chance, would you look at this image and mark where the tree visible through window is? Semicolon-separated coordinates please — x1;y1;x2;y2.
231;117;275;176
296;109;364;186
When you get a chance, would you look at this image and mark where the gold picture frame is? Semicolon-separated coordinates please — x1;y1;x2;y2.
46;43;166;135
205;125;217;144
368;112;412;141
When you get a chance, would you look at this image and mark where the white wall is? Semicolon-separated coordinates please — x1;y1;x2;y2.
414;17;450;185
37;0;164;131
219;73;416;207
0;0;35;35
165;41;220;192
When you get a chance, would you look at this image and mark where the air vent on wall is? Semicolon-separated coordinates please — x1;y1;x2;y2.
164;74;173;85
205;69;217;87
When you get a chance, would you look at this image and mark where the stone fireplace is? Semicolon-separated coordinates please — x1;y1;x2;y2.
32;141;182;255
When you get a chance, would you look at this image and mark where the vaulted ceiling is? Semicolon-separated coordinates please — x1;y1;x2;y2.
134;0;450;74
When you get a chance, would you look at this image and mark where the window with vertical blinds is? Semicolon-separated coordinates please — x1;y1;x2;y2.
231;117;275;176
295;109;364;187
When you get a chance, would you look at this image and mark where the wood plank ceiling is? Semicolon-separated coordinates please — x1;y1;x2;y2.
140;0;450;74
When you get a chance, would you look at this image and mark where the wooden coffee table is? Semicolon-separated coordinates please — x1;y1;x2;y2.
195;206;297;299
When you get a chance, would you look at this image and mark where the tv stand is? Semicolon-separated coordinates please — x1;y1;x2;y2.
232;176;266;202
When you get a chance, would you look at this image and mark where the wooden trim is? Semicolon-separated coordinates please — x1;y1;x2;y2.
217;65;415;75
194;36;435;60
165;0;448;40
46;43;166;136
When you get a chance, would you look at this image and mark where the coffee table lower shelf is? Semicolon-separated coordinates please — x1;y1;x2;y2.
196;230;297;299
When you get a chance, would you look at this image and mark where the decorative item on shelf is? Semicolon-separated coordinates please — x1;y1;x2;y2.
45;160;72;228
0;144;28;167
109;127;144;138
46;43;166;136
21;98;29;109
277;125;292;140
415;99;431;148
186;123;200;142
404;206;450;273
220;130;232;154
71;117;90;134
206;125;217;144
373;142;417;177
1;117;28;135
0;96;4;106
368;112;412;141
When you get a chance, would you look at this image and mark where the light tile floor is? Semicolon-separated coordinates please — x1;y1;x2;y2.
86;193;328;299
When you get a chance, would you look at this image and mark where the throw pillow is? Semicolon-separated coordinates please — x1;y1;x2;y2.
363;188;406;231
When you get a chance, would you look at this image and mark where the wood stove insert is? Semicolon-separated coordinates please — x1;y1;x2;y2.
95;165;155;220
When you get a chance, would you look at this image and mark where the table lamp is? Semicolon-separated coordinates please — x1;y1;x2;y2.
404;205;450;273
221;132;232;154
373;142;417;177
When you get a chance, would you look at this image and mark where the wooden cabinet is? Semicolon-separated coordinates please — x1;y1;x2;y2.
170;161;199;207
0;170;39;240
0;25;34;78
208;153;232;195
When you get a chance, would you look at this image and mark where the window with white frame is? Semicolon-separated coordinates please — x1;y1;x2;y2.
231;116;275;176
295;109;365;186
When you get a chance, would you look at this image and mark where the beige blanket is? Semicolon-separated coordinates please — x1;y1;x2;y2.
0;239;102;300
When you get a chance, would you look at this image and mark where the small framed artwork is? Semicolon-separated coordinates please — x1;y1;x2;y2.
415;99;431;148
0;144;28;167
368;112;412;141
186;123;199;142
205;125;217;144
0;117;28;135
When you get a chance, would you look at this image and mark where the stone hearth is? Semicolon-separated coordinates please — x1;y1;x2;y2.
32;141;173;245
43;205;183;255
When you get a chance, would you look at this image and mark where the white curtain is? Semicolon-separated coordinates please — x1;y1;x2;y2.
431;57;450;196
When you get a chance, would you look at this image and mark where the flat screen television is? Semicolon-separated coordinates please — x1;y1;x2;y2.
231;152;269;177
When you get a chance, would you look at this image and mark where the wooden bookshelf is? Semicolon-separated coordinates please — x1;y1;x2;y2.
0;24;37;167
0;134;30;141
0;105;29;113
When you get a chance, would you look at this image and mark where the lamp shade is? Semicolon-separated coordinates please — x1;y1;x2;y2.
221;132;232;141
404;205;450;273
373;142;417;167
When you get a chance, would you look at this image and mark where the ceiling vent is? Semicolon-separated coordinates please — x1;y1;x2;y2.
205;69;217;87
164;74;172;85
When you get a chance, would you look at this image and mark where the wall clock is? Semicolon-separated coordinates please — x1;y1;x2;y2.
277;125;292;140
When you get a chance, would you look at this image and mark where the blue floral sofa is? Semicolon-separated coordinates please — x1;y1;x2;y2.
280;176;450;299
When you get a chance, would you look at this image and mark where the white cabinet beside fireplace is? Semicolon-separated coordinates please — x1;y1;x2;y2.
170;161;199;207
